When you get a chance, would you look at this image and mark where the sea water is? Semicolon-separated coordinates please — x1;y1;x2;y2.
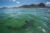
0;8;49;33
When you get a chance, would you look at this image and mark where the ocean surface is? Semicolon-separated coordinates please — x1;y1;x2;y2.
0;8;50;33
0;8;49;17
0;8;49;20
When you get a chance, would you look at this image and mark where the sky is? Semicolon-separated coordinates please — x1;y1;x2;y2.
0;0;50;7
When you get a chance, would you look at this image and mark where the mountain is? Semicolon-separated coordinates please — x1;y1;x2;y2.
19;3;49;8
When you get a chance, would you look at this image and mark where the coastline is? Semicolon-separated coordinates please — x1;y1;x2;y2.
18;7;50;8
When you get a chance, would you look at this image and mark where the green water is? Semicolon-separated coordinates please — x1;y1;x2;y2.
0;8;49;33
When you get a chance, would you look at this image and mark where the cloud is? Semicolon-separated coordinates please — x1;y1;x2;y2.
9;0;21;5
9;0;20;4
12;0;16;2
46;1;50;4
16;1;20;4
9;0;16;2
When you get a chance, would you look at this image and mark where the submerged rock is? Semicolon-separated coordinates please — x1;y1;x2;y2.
22;19;34;29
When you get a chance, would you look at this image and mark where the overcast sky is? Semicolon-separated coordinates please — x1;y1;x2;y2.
0;0;50;7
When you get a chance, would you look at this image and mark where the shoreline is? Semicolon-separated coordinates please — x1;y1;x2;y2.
0;7;50;9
